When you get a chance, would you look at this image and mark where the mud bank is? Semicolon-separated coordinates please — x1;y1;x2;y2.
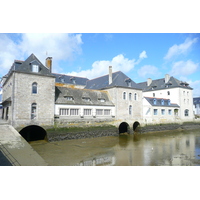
140;122;200;133
46;126;118;142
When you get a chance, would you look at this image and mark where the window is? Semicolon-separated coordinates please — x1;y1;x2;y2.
32;65;39;72
98;98;105;102
84;109;92;116
96;109;103;115
104;109;111;115
184;109;189;117
167;91;170;95
168;100;171;105
153;109;158;115
65;96;73;101
31;103;37;119
70;109;79;116
161;109;165;115
161;99;164;105
153;93;155;97
129;105;132;115
32;82;37;94
123;92;126;100
82;97;91;102
168;109;172;115
60;108;69;116
153;99;157;105
129;93;132;101
134;93;137;100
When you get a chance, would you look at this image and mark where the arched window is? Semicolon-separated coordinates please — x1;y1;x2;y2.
161;99;164;105
134;93;137;100
129;105;132;115
129;93;132;100
153;98;157;105
185;109;189;117
168;99;171;105
123;92;126;100
32;82;38;94
31;103;37;119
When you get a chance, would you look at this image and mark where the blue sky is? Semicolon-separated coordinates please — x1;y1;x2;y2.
0;33;200;96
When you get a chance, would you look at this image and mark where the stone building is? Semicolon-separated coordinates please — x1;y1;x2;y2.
193;97;200;117
1;53;195;133
1;54;55;127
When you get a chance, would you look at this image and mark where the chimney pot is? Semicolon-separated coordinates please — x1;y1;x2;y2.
109;66;112;85
147;78;152;86
45;57;52;72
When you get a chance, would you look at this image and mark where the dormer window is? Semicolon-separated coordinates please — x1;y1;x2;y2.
153;99;157;105
32;65;39;73
168;100;171;105
82;97;91;102
161;99;164;105
65;96;73;101
70;77;76;84
98;98;106;102
125;78;131;87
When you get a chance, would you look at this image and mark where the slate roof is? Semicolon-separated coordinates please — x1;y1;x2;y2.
53;73;88;86
144;97;180;107
137;76;193;91
85;71;141;90
55;86;114;106
193;97;200;105
5;54;53;79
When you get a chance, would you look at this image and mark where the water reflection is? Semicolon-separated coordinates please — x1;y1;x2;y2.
30;130;200;166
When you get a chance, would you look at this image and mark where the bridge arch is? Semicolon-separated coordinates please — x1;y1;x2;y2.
19;125;46;142
119;122;130;134
133;121;140;133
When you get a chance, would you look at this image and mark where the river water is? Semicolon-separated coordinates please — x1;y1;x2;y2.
30;129;200;166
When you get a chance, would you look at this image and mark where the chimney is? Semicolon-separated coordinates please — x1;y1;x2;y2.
165;74;170;83
147;78;152;86
109;66;112;84
45;57;52;72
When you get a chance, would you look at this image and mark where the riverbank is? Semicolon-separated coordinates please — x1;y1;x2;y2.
46;125;118;142
46;122;200;142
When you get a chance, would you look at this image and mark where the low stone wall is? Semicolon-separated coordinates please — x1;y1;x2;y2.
140;122;200;133
46;126;118;142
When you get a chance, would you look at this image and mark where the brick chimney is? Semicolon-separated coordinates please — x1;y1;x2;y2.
45;57;52;72
109;66;112;85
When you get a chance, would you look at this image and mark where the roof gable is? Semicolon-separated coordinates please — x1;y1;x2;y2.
85;71;141;90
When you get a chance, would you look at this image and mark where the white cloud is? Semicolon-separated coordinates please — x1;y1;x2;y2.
164;37;198;60
0;33;83;76
137;65;160;78
139;51;147;59
67;52;147;79
170;60;199;76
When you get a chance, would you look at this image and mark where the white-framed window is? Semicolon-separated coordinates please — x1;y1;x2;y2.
32;82;38;94
70;109;79;116
60;108;69;116
154;109;158;115
123;92;127;100
98;98;105;102
64;96;73;101
32;65;39;73
168;109;172;115
184;109;189;117
96;109;103;115
84;109;92;116
104;109;111;115
168;100;171;105
161;99;164;105
161;109;165;115
167;91;170;95
82;97;91;102
31;103;37;119
153;99;157;105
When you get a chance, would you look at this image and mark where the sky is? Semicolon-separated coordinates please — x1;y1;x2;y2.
0;33;200;97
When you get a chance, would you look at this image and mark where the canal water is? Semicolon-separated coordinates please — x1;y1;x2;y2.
30;129;200;166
